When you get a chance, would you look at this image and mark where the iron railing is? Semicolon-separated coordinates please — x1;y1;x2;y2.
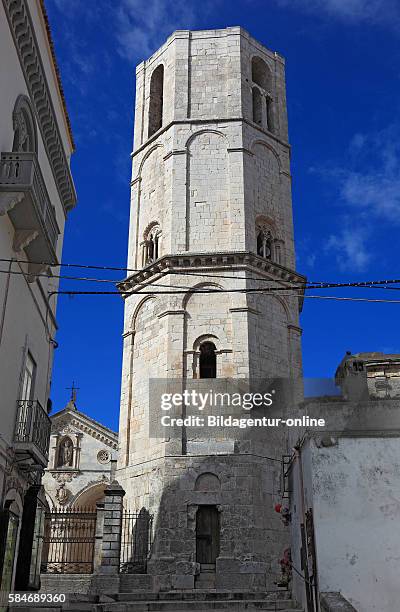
41;507;97;574
120;511;153;573
14;399;51;461
0;152;59;256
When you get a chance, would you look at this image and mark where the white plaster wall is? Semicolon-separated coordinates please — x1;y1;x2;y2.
311;437;400;611
0;0;73;502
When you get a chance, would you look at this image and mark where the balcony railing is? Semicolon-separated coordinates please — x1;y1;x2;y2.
0;152;60;264
14;400;51;465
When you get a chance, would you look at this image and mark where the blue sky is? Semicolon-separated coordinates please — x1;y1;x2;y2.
46;0;400;431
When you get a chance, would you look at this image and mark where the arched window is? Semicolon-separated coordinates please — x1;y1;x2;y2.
195;472;220;491
199;342;217;379
12;95;37;153
251;57;272;91
56;437;74;468
142;223;161;265
148;65;164;138
251;57;274;133
257;228;272;260
252;87;262;126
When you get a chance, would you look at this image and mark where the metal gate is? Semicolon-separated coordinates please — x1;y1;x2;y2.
40;507;97;574
120;511;153;573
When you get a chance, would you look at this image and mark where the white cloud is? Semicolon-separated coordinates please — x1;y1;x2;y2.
313;124;400;224
274;0;400;27
326;224;370;272
317;125;400;270
339;125;400;223
115;0;211;61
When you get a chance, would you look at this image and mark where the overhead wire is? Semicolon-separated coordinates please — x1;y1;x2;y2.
1;256;400;289
1;264;400;293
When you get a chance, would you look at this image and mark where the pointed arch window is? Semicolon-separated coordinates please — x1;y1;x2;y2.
199;342;217;379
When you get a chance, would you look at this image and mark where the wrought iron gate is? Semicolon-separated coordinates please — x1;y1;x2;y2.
120;511;153;573
41;507;97;574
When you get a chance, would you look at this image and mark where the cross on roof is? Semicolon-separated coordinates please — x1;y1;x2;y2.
66;381;79;404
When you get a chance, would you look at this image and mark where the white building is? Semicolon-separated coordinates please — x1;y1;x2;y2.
289;356;400;611
0;0;76;592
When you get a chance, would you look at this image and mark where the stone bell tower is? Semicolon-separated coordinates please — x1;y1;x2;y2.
117;27;305;591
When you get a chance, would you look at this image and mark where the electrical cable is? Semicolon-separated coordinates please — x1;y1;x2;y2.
1;266;400;295
1;257;400;289
49;289;400;304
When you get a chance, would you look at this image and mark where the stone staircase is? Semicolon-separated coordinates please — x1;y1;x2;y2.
13;590;303;612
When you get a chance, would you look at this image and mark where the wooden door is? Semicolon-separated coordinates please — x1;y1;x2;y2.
196;506;219;564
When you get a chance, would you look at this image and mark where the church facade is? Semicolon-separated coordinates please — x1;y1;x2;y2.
116;27;305;591
42;395;118;510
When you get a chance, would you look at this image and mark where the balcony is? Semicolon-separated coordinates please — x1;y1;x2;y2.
0;152;60;266
14;400;51;467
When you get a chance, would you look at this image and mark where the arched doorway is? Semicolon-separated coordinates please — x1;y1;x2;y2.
73;483;106;510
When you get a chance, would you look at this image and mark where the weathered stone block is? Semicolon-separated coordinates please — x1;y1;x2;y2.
173;574;195;589
175;561;200;575
147;557;176;575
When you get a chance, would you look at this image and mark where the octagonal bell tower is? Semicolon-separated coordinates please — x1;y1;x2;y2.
117;27;305;591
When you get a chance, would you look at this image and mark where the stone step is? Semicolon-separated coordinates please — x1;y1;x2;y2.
195;575;216;589
103;590;291;602
64;601;302;612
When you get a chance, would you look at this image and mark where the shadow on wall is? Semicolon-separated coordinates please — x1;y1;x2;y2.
122;449;290;591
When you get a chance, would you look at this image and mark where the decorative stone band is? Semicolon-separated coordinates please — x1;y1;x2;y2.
118;250;307;310
2;0;77;214
131;116;291;160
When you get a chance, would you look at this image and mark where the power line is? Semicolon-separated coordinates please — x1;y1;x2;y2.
1;265;400;293
2;257;400;290
52;289;400;303
0;257;138;273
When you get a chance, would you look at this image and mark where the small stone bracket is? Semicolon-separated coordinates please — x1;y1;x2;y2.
0;191;24;216
13;229;38;252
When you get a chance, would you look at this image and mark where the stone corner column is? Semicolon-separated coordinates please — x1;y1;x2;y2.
92;481;125;594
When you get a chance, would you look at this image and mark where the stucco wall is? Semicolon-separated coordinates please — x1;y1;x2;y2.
312;436;400;611
0;0;72;444
290;399;400;612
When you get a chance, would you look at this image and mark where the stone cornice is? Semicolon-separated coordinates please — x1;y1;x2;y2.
131;118;290;159
3;0;77;214
117;251;306;311
51;409;118;450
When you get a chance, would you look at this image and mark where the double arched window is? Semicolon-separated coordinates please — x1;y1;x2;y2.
251;57;274;133
142;223;161;265
257;227;272;260
256;219;284;265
